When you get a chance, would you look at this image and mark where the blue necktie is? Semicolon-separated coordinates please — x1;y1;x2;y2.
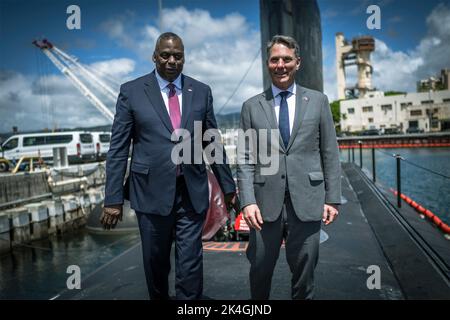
278;91;290;148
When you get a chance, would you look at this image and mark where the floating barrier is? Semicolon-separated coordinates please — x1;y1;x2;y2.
339;142;450;149
391;189;450;235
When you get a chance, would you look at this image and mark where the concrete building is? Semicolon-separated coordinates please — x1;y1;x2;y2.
340;90;450;133
417;69;450;92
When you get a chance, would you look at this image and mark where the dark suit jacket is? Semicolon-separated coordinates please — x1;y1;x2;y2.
104;71;235;215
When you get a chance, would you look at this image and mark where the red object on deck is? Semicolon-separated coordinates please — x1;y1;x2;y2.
202;170;229;241
234;213;250;232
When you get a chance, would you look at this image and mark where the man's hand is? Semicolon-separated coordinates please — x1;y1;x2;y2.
224;193;240;213
242;204;263;231
100;205;123;230
322;204;339;225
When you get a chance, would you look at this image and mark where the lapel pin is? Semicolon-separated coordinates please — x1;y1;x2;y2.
303;96;309;101
188;88;193;92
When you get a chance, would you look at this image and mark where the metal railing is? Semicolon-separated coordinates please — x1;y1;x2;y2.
12;156;47;174
345;144;450;209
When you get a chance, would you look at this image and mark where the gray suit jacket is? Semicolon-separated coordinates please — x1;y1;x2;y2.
237;85;341;222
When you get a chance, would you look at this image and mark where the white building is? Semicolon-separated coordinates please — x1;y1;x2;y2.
340;90;450;133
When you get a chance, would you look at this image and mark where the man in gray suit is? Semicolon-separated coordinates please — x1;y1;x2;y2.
237;35;341;300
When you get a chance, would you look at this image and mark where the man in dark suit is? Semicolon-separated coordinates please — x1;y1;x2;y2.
237;35;341;299
101;32;236;300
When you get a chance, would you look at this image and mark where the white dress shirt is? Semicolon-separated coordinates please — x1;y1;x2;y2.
271;83;296;134
155;71;183;116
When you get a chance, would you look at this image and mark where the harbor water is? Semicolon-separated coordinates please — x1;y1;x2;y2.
0;228;140;299
340;147;450;224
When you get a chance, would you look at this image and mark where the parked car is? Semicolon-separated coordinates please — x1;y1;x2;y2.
337;131;351;137
361;129;381;136
383;128;402;135
406;127;424;134
0;157;11;172
91;132;111;161
0;131;96;165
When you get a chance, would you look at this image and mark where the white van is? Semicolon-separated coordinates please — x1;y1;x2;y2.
0;131;96;164
91;131;111;161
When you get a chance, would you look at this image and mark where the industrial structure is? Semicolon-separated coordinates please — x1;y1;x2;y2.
260;0;323;92
335;33;375;100
417;69;450;92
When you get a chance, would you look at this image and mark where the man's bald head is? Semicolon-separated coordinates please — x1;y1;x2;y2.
152;32;185;82
154;32;184;53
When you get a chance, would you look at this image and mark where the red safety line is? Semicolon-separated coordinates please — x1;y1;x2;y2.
339;143;450;149
390;189;450;235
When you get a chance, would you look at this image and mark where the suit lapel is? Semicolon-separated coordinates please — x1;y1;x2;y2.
181;75;193;130
143;72;173;133
286;85;310;151
258;88;287;151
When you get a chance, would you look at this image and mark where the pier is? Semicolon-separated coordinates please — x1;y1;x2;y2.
0;164;106;256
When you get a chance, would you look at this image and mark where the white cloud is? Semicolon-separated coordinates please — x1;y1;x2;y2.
372;4;450;92
160;7;247;46
31;74;76;95
371;38;424;92
2;7;263;133
89;58;136;79
0;57;136;133
103;7;263;114
184;37;262;112
0;71;97;132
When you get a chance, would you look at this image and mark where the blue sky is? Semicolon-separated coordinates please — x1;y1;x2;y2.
1;0;449;132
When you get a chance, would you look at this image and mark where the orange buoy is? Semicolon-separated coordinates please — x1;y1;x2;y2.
432;215;443;227
424;209;434;219
398;192;449;235
416;205;426;214
440;223;450;234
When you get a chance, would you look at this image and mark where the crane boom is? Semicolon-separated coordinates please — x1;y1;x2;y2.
52;46;117;102
33;39;115;123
